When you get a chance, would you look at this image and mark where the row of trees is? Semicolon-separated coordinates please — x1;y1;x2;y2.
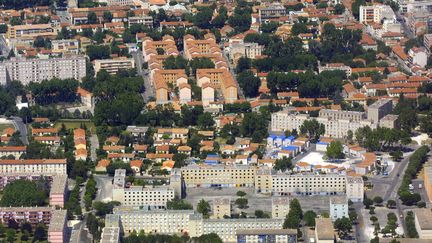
355;126;411;152
28;78;79;105
266;70;346;98
398;146;430;205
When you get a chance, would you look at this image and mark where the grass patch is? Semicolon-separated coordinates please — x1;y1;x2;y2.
0;123;14;132
54;119;96;134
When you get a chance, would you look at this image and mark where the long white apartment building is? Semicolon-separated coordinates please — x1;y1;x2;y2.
94;58;135;75
271;100;395;138
0;56;86;85
112;169;175;207
0;159;67;174
109;207;284;242
255;168;364;202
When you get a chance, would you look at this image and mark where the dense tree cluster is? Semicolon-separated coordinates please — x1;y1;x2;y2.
1;179;48;207
405;211;419;238
300;119;325;142
267;70;345;98
28;78;79;105
93;70;144;126
0;0;51;9
236;70;260;98
355;126;411;152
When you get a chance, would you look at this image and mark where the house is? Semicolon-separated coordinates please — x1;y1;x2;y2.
130;160;143;174
34;136;61;146
103;145;126;154
75;148;87;161
355;153;376;175
108;153;135;162
126;126;148;139
106;136;120;145
177;146;191;155
133;144;148;154
73;128;86;140
295;162;312;172
31;128;58;136
96;159;110;172
235;155;248;165
156;145;170;154
161;160;175;172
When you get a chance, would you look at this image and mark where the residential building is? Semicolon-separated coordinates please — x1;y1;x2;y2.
272;197;290;219
212;198;231;219
128;16;153;27
106;0;133;6
112;169;175;207
315;218;335;243
196;68;238;103
6;24;57;39
345;176;364;202
48;210;68;243
180;164;256;188
94;58;135;75
258;2;286;21
226;41;264;65
367;99;393;123
408;47;428;68
236;229;297;243
329;196;349;221
318;63;352;76
413;208;432;239
359;5;396;24
424;34;432;55
0;159;67;174
0;146;26;159
100;227;120;243
51;39;80;55
0;56;86;85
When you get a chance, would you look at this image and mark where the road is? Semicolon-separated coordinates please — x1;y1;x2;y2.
132;50;155;103
89;134;99;162
11;116;28;145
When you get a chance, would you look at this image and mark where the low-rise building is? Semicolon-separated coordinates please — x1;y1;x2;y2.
94;58;135;75
414;208;432;239
315;218;335;243
272;197;290;219
51;39;80;55
0;159;67;174
0;146;26;159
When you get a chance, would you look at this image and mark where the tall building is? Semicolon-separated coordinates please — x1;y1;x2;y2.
0;56;86;85
236;229;297;243
212;198;231;219
367;99;393;123
359;5;396;24
329;196;349;221
272;197;290;219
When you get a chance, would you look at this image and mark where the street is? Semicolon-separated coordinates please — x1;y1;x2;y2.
89;134;99;162
132;50;155;103
11;116;28;145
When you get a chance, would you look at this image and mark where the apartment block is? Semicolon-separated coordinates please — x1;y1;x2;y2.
94;58;135;75
424;34;432;55
258;2;286;21
315;218;335;243
367;99;393;123
329;196;349;221
345;176;364;202
180;164;256;188
318;63;352;77
112;169;175;207
212;198;231;219
226;41;264;65
0;146;26;159
51;39;80;55
6;24;57;39
271;197;290;219
359;5;396;24
236;229;297;243
106;0;133;6
0;207;67;243
0;56;86;85
196;68;238;103
0;159;67;174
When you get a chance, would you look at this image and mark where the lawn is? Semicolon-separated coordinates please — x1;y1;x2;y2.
0;123;14;132
54;119;96;133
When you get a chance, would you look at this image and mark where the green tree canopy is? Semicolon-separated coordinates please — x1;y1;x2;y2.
1;179;48;207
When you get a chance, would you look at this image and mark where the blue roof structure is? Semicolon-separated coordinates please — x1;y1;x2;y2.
282;146;298;151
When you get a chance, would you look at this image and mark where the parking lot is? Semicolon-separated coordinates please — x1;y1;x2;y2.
185;187;338;216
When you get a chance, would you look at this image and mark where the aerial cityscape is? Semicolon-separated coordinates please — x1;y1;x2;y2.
0;0;431;242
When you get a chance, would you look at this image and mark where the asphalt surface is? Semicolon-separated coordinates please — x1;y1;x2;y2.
11;116;29;145
132;50;155;103
89;134;99;162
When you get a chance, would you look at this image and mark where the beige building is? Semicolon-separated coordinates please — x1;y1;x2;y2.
112;169;175;207
226;41;264;65
414;208;432;239
212;198;231;219
271;197;290;219
236;229;297;243
51;39;80;55
7;24;57;39
94;58;135;75
180;164;256;188
367;99;393;123
0;56;86;85
315;218;335;243
318;63;352;76
0;146;26;159
0;159;67;174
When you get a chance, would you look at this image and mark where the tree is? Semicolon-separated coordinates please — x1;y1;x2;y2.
86;45;110;61
334;217;352;237
370;216;378;223
235;198;248;209
363;198;373;209
1;179;47;207
0;24;7;33
373;196;383;206
300;119;325;142
93;201;121;216
5;229;15;243
33;223;46;241
87;12;98;24
255;210;270;218
390;150;403;162
196;199;211;218
237;70;260;98
283;199;303;229
103;11;113;22
274;157;292;172
87;213;99;238
193;7;213;29
386;199;396;208
291;22;308;35
197;112;215;129
191;233;223;243
303;210;317;227
235;57;251;73
325;141;344;160
167;197;193;210
236;191;246;197
334;3;345;14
